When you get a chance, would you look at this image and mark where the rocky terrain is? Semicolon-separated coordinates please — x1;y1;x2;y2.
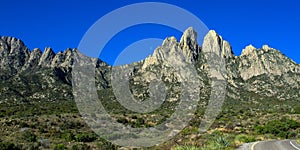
0;27;299;149
0;27;299;104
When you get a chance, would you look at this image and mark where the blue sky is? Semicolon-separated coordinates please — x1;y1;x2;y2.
0;0;299;65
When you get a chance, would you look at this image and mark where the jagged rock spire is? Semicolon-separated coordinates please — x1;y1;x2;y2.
179;27;201;62
180;27;198;51
202;30;233;58
0;36;30;73
38;47;55;67
22;48;42;70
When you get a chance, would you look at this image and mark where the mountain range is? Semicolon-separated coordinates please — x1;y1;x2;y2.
0;27;299;105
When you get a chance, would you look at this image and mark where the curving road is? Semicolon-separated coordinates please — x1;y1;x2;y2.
237;140;300;150
250;140;300;150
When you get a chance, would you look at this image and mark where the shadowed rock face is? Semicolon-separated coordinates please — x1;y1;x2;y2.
0;27;299;103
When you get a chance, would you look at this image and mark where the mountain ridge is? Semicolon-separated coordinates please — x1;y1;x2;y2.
1;28;299;69
0;28;299;103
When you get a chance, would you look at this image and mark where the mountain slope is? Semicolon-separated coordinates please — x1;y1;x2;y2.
0;28;299;104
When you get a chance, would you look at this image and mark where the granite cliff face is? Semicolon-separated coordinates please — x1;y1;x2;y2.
202;30;233;59
0;37;30;78
238;44;300;80
0;28;299;104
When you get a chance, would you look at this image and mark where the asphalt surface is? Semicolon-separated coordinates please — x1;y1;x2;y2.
237;140;300;150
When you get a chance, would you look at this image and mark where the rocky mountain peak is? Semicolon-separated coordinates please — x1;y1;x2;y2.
179;27;200;62
262;44;270;50
22;48;42;70
241;44;256;56
202;30;233;58
238;44;300;80
0;29;300;103
0;36;30;56
143;28;202;69
180;27;197;48
52;48;75;68
144;29;236;69
261;44;277;53
63;48;72;55
162;36;178;47
32;48;42;53
0;36;30;75
38;47;55;67
1;36;26;51
51;50;65;67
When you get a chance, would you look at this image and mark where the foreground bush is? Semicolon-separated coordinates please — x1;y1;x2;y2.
0;142;20;150
235;134;256;143
255;118;300;138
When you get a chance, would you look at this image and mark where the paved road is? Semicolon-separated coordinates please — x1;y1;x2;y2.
251;140;300;150
237;140;300;150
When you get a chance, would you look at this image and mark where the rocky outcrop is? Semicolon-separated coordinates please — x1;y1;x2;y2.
0;27;299;103
60;48;74;68
0;37;30;74
0;39;111;102
22;48;42;70
51;48;75;68
38;47;55;67
143;27;201;69
238;44;300;80
202;30;233;59
241;44;256;56
179;27;201;61
144;27;235;65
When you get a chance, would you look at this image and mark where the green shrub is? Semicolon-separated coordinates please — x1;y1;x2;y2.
202;131;232;150
71;144;91;150
215;136;230;148
75;133;97;142
235;134;256;143
61;131;75;142
54;144;66;150
0;142;20;150
294;106;300;114
22;130;37;142
254;118;300;138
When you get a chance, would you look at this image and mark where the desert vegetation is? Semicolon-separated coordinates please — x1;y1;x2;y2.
0;94;299;149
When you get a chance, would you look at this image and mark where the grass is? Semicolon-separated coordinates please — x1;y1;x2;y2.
173;145;201;150
234;134;256;145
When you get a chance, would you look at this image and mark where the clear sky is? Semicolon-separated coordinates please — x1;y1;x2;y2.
0;0;299;65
